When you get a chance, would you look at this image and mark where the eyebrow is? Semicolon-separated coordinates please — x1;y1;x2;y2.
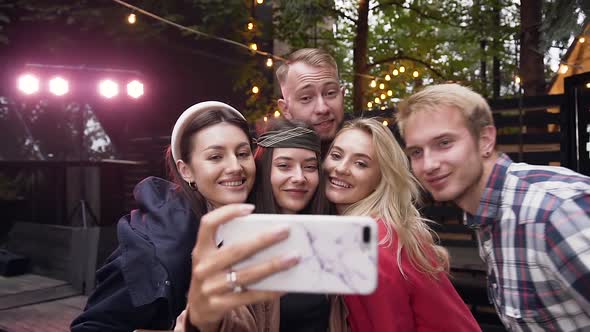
295;81;339;94
203;142;250;151
331;145;372;160
273;156;318;162
404;133;454;151
295;84;314;94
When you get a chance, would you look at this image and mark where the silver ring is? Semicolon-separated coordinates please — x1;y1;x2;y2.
226;270;243;293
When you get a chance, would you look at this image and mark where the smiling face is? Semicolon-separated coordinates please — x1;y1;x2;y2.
179;122;255;208
403;106;485;207
278;62;345;141
323;129;382;214
270;148;319;214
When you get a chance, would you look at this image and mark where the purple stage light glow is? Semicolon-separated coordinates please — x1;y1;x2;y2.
18;74;40;95
99;79;119;98
49;77;69;96
127;80;144;99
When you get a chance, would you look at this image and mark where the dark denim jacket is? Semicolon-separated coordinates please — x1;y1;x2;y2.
71;177;201;331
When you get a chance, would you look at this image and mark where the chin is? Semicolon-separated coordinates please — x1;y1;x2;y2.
223;195;249;205
430;189;460;203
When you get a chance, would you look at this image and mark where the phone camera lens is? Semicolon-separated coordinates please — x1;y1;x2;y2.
362;226;371;243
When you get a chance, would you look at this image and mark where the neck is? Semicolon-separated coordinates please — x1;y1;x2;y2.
455;152;498;215
335;204;349;215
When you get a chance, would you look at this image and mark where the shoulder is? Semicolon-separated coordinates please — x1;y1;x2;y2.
501;163;590;223
505;162;590;201
115;177;199;310
133;176;187;210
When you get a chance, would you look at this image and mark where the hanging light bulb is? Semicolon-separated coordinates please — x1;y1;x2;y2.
387;90;393;96
256;0;264;4
580;37;586;43
250;43;258;51
367;101;373;108
381;106;386;110
412;71;419;78
263;116;268;122
392;69;399;76
266;58;273;67
374;97;380;104
247;22;254;30
559;64;569;74
385;74;391;81
515;75;521;84
370;80;377;88
127;13;137;24
399;66;406;73
252;86;259;94
379;83;385;90
380;93;386;100
586;82;590;89
274;110;280;117
382;120;389;126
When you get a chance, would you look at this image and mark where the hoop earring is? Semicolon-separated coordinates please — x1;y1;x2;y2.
188;181;198;191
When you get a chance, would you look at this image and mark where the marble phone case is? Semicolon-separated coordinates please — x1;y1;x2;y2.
218;214;378;295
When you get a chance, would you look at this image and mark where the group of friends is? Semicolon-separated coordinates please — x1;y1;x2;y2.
71;48;590;332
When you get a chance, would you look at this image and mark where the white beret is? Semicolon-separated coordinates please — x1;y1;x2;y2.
171;101;245;163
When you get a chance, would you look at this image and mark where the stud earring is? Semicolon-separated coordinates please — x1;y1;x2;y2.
188;181;198;191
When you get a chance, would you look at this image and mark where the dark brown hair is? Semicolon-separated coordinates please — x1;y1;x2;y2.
253;119;330;215
165;108;254;217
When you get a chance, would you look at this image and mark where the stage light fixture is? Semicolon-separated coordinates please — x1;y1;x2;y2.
99;79;119;98
127;80;144;99
18;74;40;95
49;76;69;96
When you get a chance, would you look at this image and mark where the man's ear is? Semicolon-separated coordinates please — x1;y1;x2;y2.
479;125;496;156
340;85;346;97
278;99;293;120
176;160;194;183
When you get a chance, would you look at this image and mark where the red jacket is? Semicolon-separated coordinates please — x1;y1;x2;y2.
344;220;481;332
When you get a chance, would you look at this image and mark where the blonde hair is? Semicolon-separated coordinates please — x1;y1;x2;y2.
276;48;339;88
336;118;449;279
397;84;494;139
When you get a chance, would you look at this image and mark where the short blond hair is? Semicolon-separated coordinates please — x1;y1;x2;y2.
276;48;339;88
397;84;494;139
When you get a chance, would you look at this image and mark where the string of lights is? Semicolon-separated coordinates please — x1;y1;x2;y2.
111;0;285;62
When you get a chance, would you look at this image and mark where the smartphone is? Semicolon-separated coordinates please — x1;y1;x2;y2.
217;214;378;295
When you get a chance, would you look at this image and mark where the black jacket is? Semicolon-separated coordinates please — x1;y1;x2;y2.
71;177;201;331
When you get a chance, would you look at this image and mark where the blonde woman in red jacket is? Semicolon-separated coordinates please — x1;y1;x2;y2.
324;118;481;332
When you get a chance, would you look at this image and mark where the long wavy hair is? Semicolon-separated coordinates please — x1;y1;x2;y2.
334;118;449;279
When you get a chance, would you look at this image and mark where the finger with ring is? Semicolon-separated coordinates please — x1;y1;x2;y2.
226;270;245;293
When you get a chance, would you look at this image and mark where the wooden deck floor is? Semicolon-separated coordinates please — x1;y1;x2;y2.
0;274;86;332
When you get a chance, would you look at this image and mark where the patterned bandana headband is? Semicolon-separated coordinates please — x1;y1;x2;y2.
256;127;321;153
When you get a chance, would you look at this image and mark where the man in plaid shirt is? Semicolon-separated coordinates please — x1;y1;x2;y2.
397;83;590;331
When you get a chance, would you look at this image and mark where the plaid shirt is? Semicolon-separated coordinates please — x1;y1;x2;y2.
466;154;590;332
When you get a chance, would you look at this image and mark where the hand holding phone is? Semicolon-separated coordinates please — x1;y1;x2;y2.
217;214;378;295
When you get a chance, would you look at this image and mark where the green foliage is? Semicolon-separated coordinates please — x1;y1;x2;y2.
4;0;586;118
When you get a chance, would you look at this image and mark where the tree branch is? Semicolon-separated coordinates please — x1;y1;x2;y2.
370;0;464;29
367;55;446;79
319;3;357;24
